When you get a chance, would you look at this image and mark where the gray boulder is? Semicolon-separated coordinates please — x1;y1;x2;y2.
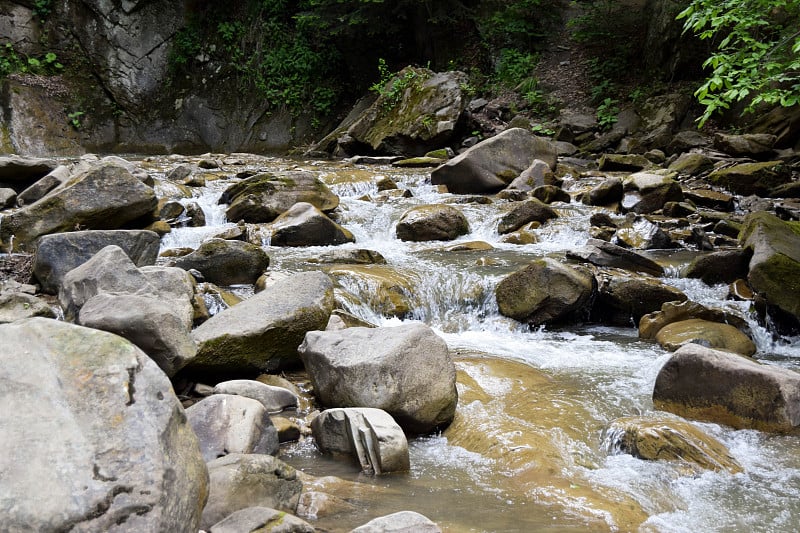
222;172;339;223
431;128;557;194
209;507;314;533
591;275;687;327
202;454;302;530
186;395;279;462
495;258;595;326
0;188;16;208
708;161;790;196
653;343;800;433
0;162;157;251
172;238;270;285
190;271;334;376
0;155;57;183
0;291;56;323
497;198;558;234
621;171;683;214
713;133;777;158
395;204;469;242
0;318;208;532
33;229;160;294
269;202;355;247
213;380;299;413
299;323;458;434
78;292;197;376
16;165;71;206
309;248;387;265
567;238;664;276
506;159;558;191
311;408;410;474
581;178;623;207
683;250;752;285
350;511;442;533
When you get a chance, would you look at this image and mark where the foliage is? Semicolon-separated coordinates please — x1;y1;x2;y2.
0;43;63;78
596;97;619;128
67;111;84;129
677;0;800;128
370;59;429;112
33;0;52;21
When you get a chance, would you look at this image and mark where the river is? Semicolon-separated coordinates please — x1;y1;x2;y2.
152;155;800;532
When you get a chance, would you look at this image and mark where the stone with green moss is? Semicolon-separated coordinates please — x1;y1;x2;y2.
708;161;790;196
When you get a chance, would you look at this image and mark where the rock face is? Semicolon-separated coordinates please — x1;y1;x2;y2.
0;318;208;532
653;343;800;433
739;212;800;333
605;415;742;473
186;395;279;462
0;162;157;251
222;173;339;224
395;204;469;242
654;318;756;356
311;408;410;474
202;454;302;530
341;68;469;156
190;271;335;376
299;323;458;433
172;238;270;285
269;202;355;247
32;229;161;294
495;258;595;326
431;128;558;194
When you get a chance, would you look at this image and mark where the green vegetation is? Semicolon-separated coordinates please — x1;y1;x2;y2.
678;0;800;127
67;111;85;130
0;43;63;78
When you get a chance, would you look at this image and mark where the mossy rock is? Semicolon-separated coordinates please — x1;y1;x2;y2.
708;161;790;196
655;318;756;356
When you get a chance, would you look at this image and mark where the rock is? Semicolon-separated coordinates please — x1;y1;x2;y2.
665;130;711;155
739;211;800;333
0;292;56;323
139;265;197;329
567;238;664;276
653;343;800;433
186;395;279;462
392;156;445;168
190;271;334;376
0;318;208;532
326;264;418;317
443;240;494;251
350;511;441;533
222;172;339;223
682;188;735;211
308;249;387;265
272;417;302;443
185;200;206;226
343;68;469;156
581;177;623;206
0;188;16;208
506;159;559;191
311;408;410;474
667;153;715;175
16;165;71;206
622;171;683;214
0;162;157;251
663;201;696;217
708;161;790;196
213;380;299;413
639;300;750;340
395;204;469;242
496;258;595;326
296;490;357;520
598;153;651;172
531;185;571;204
638;93;692;138
32;229;161;294
167;163;194;182
270;202;355;247
683;250;752;285
605;415;742;473
299;323;458;434
614;216;675;250
0;155;57;183
655;318;756;356
431;128;557;194
173;238;270;285
202;454;302;530
591;274;687;327
497;198;557;234
713;133;777;158
208;506;314;533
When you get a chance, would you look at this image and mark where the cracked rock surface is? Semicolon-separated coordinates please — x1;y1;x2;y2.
0;318;208;532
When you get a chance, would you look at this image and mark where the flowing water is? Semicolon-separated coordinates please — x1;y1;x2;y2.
150;156;800;532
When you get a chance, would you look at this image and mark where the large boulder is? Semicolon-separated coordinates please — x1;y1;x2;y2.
222;172;339;224
32;229;161;294
0;318;208;532
431;128;558;194
298;323;458;434
186;395;279;462
269;202;355;247
77;292;197;376
16;165;71;206
202;454;302;531
311;408;410;474
591;274;687;327
0;155;57;186
639;300;750;340
495;258;595;326
683;249;752;285
713;133;777;158
739;212;800;333
654;318;756;356
581;177;623;207
566;238;664;276
605;415;742;473
653;343;800;433
0;162;157;251
172;238;270;285
621;171;683;214
395;204;469;242
708;161;791;196
189;271;335;376
496;198;558;234
342;68;469;156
